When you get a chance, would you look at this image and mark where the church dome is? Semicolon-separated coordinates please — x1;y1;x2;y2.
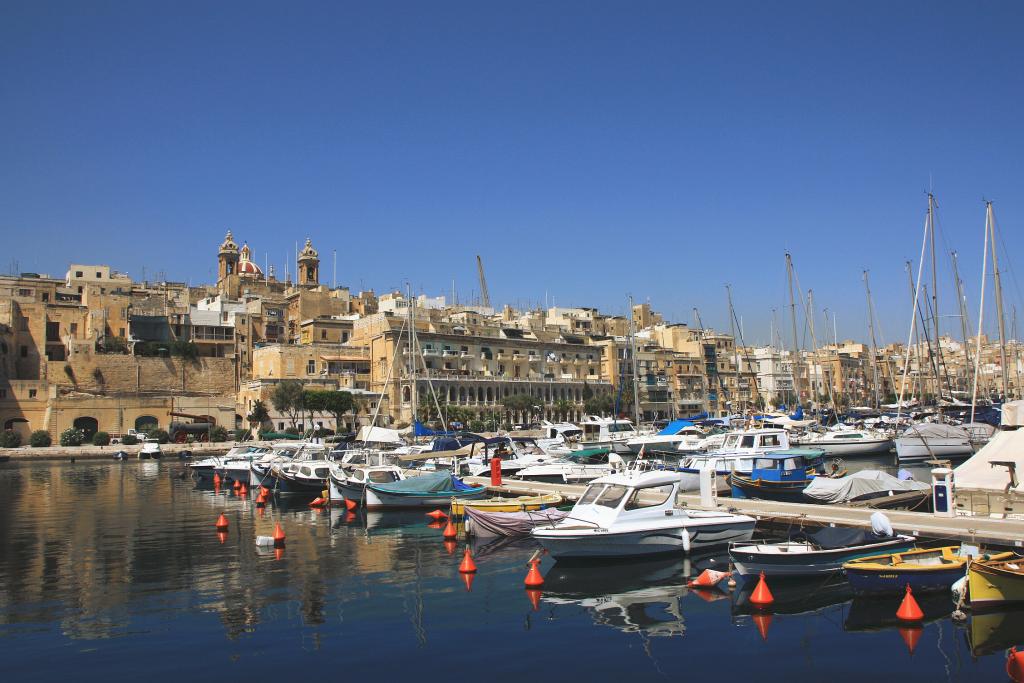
237;243;263;276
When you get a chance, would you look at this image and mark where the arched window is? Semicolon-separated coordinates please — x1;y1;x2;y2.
73;416;99;439
135;415;158;432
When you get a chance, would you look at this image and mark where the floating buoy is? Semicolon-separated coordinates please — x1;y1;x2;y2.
442;520;458;539
525;588;542;611
458;548;477;573
524;559;544;587
426;509;448;520
217;531;228;545
273;523;286;548
896;584;924;622
752;612;772;641
443;540;457;555
749;571;774;606
260;486;270;497
344;511;356;523
309;497;327;508
213;473;221;485
274;548;284;561
1008;646;1024;682
461;571;475;592
344;498;358;511
899;626;923;655
238;483;248;497
215;513;229;532
687;568;731;588
255;493;266;508
232;479;241;490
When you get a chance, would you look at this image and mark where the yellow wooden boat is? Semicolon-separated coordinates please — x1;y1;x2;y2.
450;492;562;515
968;556;1024;609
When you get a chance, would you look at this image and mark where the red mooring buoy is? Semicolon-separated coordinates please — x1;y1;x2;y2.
524;559;544;587
896;584;924;622
1007;646;1024;682
273;523;286;548
215;513;229;532
458;548;477;573
749;571;774;606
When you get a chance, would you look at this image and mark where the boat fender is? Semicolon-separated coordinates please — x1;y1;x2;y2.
870;511;893;537
681;528;690;553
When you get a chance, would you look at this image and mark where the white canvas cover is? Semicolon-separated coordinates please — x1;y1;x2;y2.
901;422;969;440
803;470;930;504
953;401;1024;493
355;426;403;444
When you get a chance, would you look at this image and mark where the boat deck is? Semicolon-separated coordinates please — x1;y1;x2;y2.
461;476;1024;548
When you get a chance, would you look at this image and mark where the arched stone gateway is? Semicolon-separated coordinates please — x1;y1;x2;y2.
73;416;99;439
134;415;159;433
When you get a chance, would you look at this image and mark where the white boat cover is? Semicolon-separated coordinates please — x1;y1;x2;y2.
465;507;569;537
355;426;403;444
953;400;1024;493
900;423;969;439
803;470;930;504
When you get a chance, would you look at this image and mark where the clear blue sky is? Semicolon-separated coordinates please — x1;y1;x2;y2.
2;1;1023;344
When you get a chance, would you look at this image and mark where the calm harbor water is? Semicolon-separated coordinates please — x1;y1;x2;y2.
0;459;1015;682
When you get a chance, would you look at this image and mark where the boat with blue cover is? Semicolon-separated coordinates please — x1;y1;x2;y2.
363;470;487;509
729;526;916;578
729;450;837;502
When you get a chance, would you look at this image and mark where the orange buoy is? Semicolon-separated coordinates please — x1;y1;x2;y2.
215;513;229;531
749;571;774;606
239;482;248;494
273;523;286;548
458;548;477;573
461;571;475;592
274;548;284;561
687;568;731;588
752;612;773;641
344;498;358;511
309;497;326;507
1008;646;1024;682
257;505;265;518
260;485;270;496
344;511;356;523
426;520;445;529
217;531;228;545
255;493;266;507
443;540;458;555
524;559;544;587
213;473;221;485
525;588;542;611
442;520;458;539
426;509;448;520
899;626;923;655
895;584;924;622
232;479;241;490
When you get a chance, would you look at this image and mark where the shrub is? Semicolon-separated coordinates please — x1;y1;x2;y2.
92;431;111;446
0;430;21;448
284;426;300;436
147;429;170;444
30;430;53;447
209;426;228;442
60;428;85;447
121;434;139;445
232;428;249;441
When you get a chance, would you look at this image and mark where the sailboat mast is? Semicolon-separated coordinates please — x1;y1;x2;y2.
785;252;803;406
928;193;942;399
971;207;991;423
628;295;642;426
407;284;418;428
726;284;741;414
988;201;1011;400
951;250;973;395
863;270;881;409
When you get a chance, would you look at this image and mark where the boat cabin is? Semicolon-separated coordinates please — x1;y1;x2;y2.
749;452;815;483
579;415;637;442
345;467;401;485
716;428;790;454
569;471;681;528
543;422;583;442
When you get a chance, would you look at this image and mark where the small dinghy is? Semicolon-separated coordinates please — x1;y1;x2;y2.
464;506;569;538
730;517;915;578
844;546;1012;596
968;556;1024;609
450;492;562;515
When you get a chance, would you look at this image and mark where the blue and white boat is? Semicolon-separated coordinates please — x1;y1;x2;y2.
729;451;826;502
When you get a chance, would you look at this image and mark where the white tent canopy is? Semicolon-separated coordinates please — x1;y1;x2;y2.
953;400;1024;494
355;426;404;444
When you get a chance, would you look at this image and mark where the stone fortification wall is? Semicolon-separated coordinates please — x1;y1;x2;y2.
52;354;236;395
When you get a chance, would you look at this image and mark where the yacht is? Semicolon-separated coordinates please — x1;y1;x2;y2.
579;415;638;452
675;428;823;492
796;428;893;457
894;423;977;463
626;419;705;454
139;439;162;460
252;442;329;492
328;449;405;504
531;470;756;559
456;436;553;477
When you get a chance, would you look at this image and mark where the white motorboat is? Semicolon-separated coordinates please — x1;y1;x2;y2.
139;439;162;460
895;423;977;462
531;470;756;559
456;436;553;477
797;428;893;457
329;450;405;504
515;447;624;484
626;419;705;453
675;428;817;492
578;415;638;452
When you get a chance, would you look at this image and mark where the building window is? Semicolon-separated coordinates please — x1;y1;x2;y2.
70;323;77;335
342;332;349;342
42;292;49;302
321;330;327;340
307;360;315;374
75;271;83;277
28;389;37;398
119;328;125;337
96;272;102;278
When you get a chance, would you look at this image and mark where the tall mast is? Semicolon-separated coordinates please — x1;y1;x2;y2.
628;295;642;426
807;290;837;414
407;284;418;428
928;193;942;396
950;251;973;394
726;284;741;413
863;270;881;409
971;207;991;423
785;252;803;406
988;201;1011;400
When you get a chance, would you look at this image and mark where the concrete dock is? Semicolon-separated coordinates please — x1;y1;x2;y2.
465;476;1024;548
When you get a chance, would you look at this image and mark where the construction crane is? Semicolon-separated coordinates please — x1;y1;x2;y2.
476;255;491;308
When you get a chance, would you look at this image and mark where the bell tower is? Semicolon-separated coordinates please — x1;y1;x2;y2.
297;238;320;286
217;231;239;281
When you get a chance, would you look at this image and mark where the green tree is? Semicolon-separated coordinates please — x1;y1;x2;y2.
247;400;269;429
321;391;355;432
553;398;573;421
584;392;614;416
147;428;170;444
271;380;305;428
92;431;111;446
209;426;228;442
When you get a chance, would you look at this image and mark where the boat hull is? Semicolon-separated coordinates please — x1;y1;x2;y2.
809;439;893;457
730;536;916;578
268;471;327;495
968;560;1024;609
729;474;808;502
895;437;974;462
533;520;755;560
846;565;966;596
363;487;487;510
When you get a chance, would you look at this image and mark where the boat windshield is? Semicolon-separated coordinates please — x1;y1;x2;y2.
723;435;740;448
368;471;399;483
609;423;635;434
740;435;755;448
595;484;629;508
578;484;604;505
623;484;674;510
761;433;782;447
